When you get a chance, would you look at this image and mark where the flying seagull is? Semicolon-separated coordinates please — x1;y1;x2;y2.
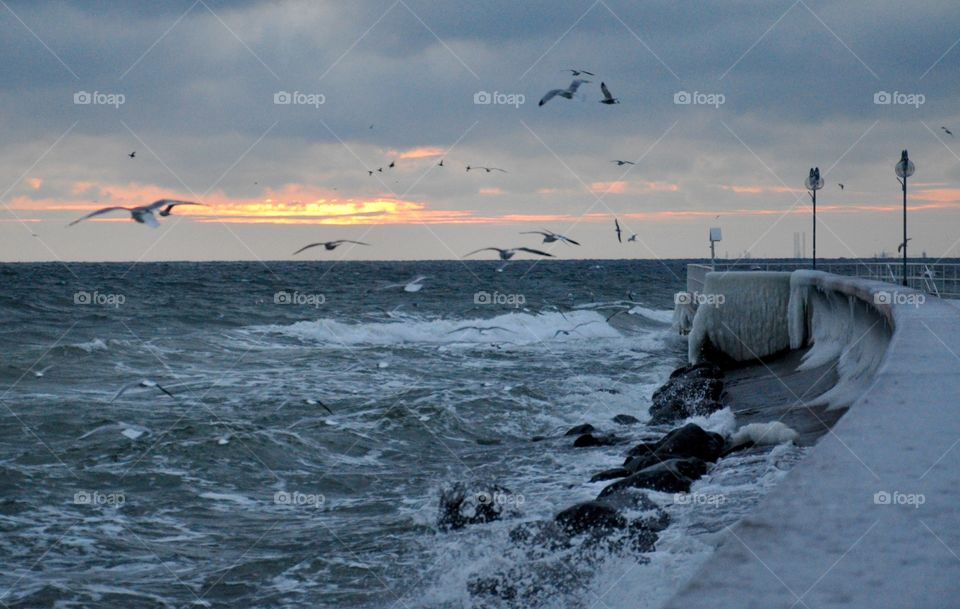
565;69;595;76
539;79;590;106
628;234;638;242
611;160;635;166
292;240;370;255
599;82;620;105
128;151;136;159
614;218;622;243
448;326;513;335
111;379;175;403
68;199;202;228
466;165;507;173
520;229;581;246
464;247;554;260
942;126;953;137
553;321;600;338
32;364;54;378
438;159;444;167
379;275;427;292
388;161;395;169
838;183;845;190
304;398;334;415
898;238;912;253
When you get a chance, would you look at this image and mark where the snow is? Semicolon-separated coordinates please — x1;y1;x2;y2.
664;272;960;609
688;272;792;363
730;422;799;447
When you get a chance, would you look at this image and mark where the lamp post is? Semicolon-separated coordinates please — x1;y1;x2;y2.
805;167;824;269
709;227;722;269
895;150;915;287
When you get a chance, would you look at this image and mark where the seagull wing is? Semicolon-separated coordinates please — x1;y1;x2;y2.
600;82;614;101
615;219;622;242
580;70;595;76
560;235;581;246
463;248;500;257
111;381;139;403
520;231;550;237
158;200;204;214
516;247;554;257
568;79;589;94
68;207;130;226
154;383;175;399
539;89;562;106
338;240;371;246
292;242;327;255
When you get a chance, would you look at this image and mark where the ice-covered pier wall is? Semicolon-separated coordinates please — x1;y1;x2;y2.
667;271;960;608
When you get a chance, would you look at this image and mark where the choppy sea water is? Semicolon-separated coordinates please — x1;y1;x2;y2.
0;260;805;608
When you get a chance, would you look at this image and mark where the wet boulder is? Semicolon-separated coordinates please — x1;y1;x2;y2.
624;423;725;471
598;458;708;498
573;433;620;448
564;423;595;436
437;482;516;531
612;414;641;425
555;501;627;535
648;376;724;424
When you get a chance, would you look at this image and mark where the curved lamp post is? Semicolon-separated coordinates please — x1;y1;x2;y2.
805;167;824;269
895;150;915;287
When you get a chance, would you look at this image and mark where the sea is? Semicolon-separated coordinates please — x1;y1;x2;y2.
0;259;807;608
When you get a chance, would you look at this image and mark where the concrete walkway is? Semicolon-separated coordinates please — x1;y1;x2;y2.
665;276;960;609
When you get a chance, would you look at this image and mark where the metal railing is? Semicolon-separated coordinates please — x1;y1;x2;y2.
700;261;960;299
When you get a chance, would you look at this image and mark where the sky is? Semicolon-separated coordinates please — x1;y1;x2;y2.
1;0;959;262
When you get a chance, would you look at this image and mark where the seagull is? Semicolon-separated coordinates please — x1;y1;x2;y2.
466;165;507;173
628;234;637;242
553;321;600;338
838;183;845;190
448;326;513;335
388;161;396;169
898;238;912;253
304;398;334;415
942;126;953;137
611;160;635;166
68;199;201;228
368;170;374;176
438;159;444;167
32;364;54;378
565;69;595;76
293;240;370;255
463;247;554;260
379;275;427;292
128;151;136;159
111;379;175;403
539;79;590;106
614;218;622;243
520;229;581;246
599;82;620;105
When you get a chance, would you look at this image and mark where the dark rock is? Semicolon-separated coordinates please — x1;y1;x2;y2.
564;423;595;436
669;362;724;380
624;423;726;471
555;501;627;535
598;458;708;498
648;376;724;424
437;482;516;531
573;433;620;448
590;467;632;483
612;414;641;425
